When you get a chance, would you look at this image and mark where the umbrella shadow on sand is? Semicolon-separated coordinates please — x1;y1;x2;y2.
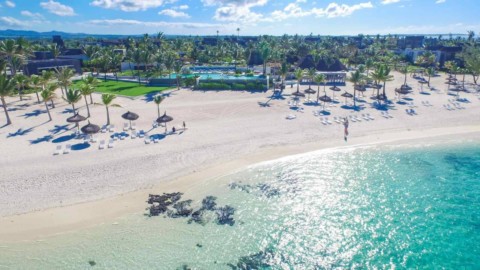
71;143;91;151
52;134;76;143
149;133;166;141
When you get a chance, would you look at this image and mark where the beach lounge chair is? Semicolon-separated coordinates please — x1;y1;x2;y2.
333;117;341;124
152;121;158;128
366;113;375;120
138;130;145;138
131;122;137;130
349;115;357;122
325;118;332;125
354;115;362;122
99;140;106;150
108;139;114;148
90;136;97;143
83;135;90;144
144;137;151;144
53;145;62;155
109;125;115;133
123;122;129;131
131;132;137;139
120;135;125;140
153;137;159;143
286;114;296;120
362;114;369;121
101;125;108;133
63;144;71;154
386;111;394;118
320;117;328;125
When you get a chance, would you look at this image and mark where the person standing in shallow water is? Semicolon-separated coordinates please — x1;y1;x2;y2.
343;117;349;141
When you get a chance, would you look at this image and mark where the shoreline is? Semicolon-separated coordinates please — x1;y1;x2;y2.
1;125;479;243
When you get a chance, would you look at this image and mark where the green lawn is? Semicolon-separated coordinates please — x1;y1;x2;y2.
72;80;173;97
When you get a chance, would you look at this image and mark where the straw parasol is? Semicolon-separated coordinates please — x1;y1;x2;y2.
318;95;332;111
67;113;87;133
81;121;100;135
304;88;316;100
292;90;305;97
122;111;139;130
156;111;173;133
395;88;411;100
418;80;428;92
341;92;353;105
329;86;341;101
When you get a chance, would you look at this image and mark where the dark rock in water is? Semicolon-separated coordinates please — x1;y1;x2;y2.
169;200;193;218
257;183;280;198
189;210;204;224
201;196;217;211
228;248;276;269
147;192;183;205
216;205;235;226
149;203;168;216
88;260;96;266
228;182;252;193
196;243;203;248
176;265;192;270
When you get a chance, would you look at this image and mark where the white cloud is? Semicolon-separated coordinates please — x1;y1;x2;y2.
435;0;446;3
380;0;400;4
270;1;373;21
90;0;176;12
40;0;76;16
0;16;28;27
177;4;188;10
5;0;15;8
159;9;190;18
87;19;222;29
21;10;45;19
203;0;268;22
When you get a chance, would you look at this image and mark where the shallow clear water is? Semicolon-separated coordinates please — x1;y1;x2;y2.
1;140;479;269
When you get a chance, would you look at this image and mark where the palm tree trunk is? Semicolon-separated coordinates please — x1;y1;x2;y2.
157;105;160;118
72;104;76;115
89;94;94;104
44;101;52;121
51;99;55;108
353;84;357;108
106;106;110;125
383;81;387;99
84;96;90;117
35;91;40;103
1;97;11;125
317;85;320;104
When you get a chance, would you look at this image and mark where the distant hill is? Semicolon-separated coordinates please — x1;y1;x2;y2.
0;29;133;39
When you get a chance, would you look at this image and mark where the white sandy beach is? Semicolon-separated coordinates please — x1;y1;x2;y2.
1;71;480;242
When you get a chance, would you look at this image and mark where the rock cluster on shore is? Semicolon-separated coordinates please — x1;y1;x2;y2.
147;193;236;226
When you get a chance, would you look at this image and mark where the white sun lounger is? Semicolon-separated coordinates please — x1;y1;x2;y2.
366;113;375;120
354;115;362;122
349;115;357;122
333;116;341;124
99;140;106;150
131;132;137;139
63;144;71;154
320;117;328;125
153;137;159;143
144;137;151;144
286;114;296;120
123;122;129;131
108;139;114;148
101;125;108;133
109;125;115;133
138;130;145;138
362;114;369;121
53;145;62;155
131;122;137;130
326;118;332;125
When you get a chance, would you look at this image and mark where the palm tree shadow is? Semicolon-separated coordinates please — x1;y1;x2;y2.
61;108;74;114
20;109;47;118
30;135;53;144
7;127;34;138
49;124;71;135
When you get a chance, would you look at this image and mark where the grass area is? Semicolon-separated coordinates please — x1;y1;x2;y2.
72;80;173;97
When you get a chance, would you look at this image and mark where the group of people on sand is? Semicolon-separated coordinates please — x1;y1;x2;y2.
172;121;187;133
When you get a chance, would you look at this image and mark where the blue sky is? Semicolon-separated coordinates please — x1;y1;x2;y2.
0;0;478;36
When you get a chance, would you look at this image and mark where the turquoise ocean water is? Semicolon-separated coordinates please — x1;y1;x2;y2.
1;139;479;269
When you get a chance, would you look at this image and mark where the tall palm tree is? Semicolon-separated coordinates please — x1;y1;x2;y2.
347;70;362;108
41;70;55;107
0;39;22;76
294;68;303;93
99;93;120;125
83;75;99;104
425;67;436;87
79;82;94;117
307;68;316;90
14;74;28;101
153;95;164;118
56;67;75;97
314;73;326;103
365;58;374;78
40;84;56;121
173;61;183;90
63;88;82;115
0;74;15;125
29;74;42;103
371;65;393;100
399;64;410;87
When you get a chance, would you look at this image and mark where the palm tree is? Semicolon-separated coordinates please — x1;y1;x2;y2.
0;74;15;125
307;68;316;90
425;67;436;87
173;61;183;90
314;73;326;103
0;39;22;76
294;68;303;93
14;74;28;101
153;95;164;118
40;84;56;121
365;58;374;77
348;70;362;108
79;82;94;117
56;67;75;97
29;75;42;103
41;70;55;107
371;65;394;100
99;93;120;125
398;64;410;87
83;75;99;104
63;88;82;115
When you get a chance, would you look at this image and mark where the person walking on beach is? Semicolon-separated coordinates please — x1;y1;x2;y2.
183;121;186;130
343;117;349;141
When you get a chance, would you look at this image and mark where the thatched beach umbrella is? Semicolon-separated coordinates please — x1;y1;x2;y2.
81;121;100;135
156;111;173;133
341;92;353;105
395;88;411;100
304;88;316;100
122;111;139;130
399;84;412;90
292;90;305;97
67;113;87;132
329;86;341;101
319;95;332;111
